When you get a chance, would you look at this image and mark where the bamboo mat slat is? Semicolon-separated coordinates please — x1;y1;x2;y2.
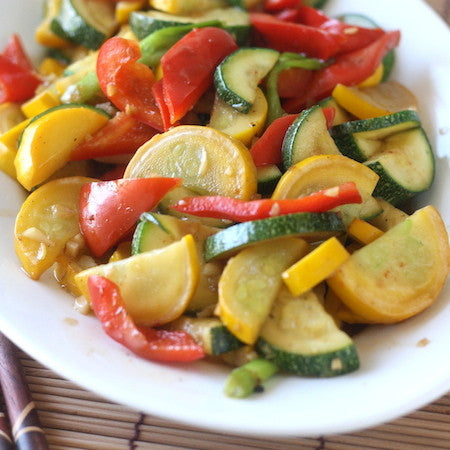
4;1;450;449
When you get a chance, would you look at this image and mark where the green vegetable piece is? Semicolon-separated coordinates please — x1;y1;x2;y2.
224;358;279;398
265;53;325;125
138;20;222;69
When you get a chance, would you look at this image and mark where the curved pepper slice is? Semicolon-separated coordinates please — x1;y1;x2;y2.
79;177;181;257
171;182;362;222
88;275;205;362
97;37;164;131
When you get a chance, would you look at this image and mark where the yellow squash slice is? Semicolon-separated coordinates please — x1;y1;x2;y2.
217;237;309;345
208;87;267;146
14;176;95;280
14;104;109;191
347;218;384;245
327;206;450;323
125;125;257;199
75;235;200;327
272;154;381;224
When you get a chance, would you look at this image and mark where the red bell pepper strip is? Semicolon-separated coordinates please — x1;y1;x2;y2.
159;27;238;125
79;177;181;257
88;275;205;363
97;37;164;131
70;112;159;161
2;34;35;71
100;165;127;181
277;66;314;98
283;30;401;111
322;106;335;129
250;12;341;60
171;182;362;222
250;114;297;166
151;79;175;131
264;0;300;12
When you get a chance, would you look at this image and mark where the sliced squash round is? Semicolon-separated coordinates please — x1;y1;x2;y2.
75;235;200;327
257;288;359;377
14;176;95;280
124;125;257;200
327;206;450;323
217;237;310;345
14;104;109;191
272;154;381;224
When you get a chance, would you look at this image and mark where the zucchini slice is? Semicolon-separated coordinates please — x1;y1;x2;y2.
149;0;228;16
256;164;282;196
51;0;117;50
130;7;250;44
365;127;435;205
167;316;243;355
204;212;345;261
330;110;421;162
217;237;310;344
282;104;341;170
214;47;279;113
257;288;359;377
327;206;450;323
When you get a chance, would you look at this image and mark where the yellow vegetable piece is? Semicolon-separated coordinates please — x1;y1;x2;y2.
332;81;418;120
357;64;383;88
154;63;163;81
15;105;109;191
116;0;146;24
21;90;61;119
109;241;132;262
75;235;200;327
0;118;31;179
39;58;67;78
217;237;309;345
282;237;350;297
35;0;72;48
54;254;83;297
14;176;95;280
125;125;257;200
209;87;267;147
149;0;227;15
272;154;380;225
0;102;25;134
347;218;384;245
369;198;408;232
327;206;450;323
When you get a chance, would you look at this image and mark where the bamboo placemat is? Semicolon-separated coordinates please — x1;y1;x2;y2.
7;1;450;449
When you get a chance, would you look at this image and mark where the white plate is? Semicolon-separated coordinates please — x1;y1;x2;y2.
0;0;449;437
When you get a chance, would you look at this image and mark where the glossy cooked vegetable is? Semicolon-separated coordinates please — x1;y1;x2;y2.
2;1;449;399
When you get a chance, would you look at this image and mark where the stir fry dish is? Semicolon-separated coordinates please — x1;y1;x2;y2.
1;0;449;398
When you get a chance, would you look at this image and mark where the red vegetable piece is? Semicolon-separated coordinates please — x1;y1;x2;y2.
79;177;181;257
88;275;205;362
100;165;127;181
264;0;300;12
321;106;335;129
2;34;35;71
97;37;164;131
283;30;401;111
250;12;341;60
277;67;314;98
171;182;362;222
71;112;159;161
250;114;297;166
159;27;238;125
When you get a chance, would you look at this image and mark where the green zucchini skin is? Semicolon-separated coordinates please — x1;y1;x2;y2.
214;47;279;113
282;104;341;170
257;339;359;377
51;0;116;50
203;212;345;261
330;110;421;162
210;325;243;355
256;165;282;196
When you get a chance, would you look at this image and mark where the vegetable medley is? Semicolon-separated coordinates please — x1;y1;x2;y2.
2;0;449;398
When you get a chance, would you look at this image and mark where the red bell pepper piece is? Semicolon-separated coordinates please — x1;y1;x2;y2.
321;106;335;129
264;0;300;12
79;177;181;257
283;30;401;111
151;79;176;131
250;114;297;166
88;275;205;362
159;27;238;126
97;37;164;131
171;182;362;222
70;112;159;161
0;34;41;104
2;34;35;71
250;12;342;60
277;67;314;98
100;165;127;181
